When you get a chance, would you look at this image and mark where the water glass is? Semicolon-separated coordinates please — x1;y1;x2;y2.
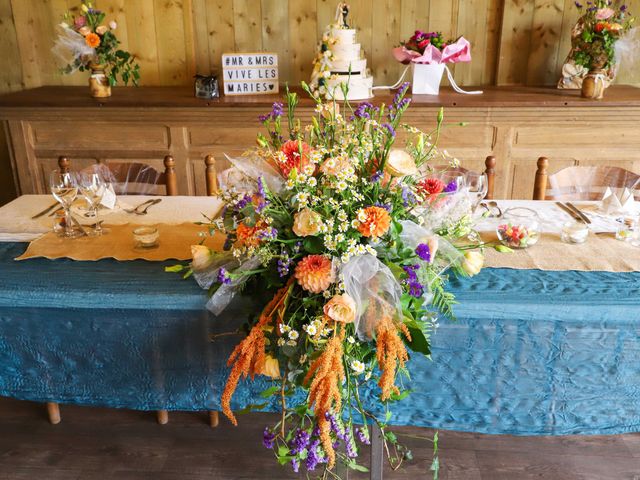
465;172;489;211
49;170;79;238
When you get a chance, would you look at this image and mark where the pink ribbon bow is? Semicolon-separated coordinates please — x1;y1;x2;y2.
392;36;472;65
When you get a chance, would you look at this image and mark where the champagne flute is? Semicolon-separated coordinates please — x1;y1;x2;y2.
79;172;107;236
49;170;79;238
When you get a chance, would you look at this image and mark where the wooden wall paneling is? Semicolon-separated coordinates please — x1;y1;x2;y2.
232;0;262;52
526;0;565;85
125;0;160;85
371;0;400;86
261;0;290;84
289;0;317;85
429;0;458;84
554;0;580;79
316;0;333;39
191;0;211;75
202;0;235;78
153;0;189;85
347;0;373;75
482;0;503;85
400;0;430;40
455;0;489;86
496;0;535;85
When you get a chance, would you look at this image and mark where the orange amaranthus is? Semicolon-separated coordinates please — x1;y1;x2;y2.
376;314;411;401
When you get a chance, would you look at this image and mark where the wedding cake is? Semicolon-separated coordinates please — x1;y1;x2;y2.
310;3;373;101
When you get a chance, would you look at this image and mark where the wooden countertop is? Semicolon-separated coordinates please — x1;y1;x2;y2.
0;85;639;113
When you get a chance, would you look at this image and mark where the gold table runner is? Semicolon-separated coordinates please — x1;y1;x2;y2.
481;232;640;272
16;223;223;262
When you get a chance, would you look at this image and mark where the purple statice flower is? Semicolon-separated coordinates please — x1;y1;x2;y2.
217;267;231;285
382;123;396;137
408;280;424;298
291;458;300;473
255;199;269;214
277;256;292;277
345;429;358;458
257;176;266;197
444;180;458;193
325;412;346;441
370;171;384;183
293;241;303;254
258;102;284;122
257;227;278;240
305;439;326;471
621;4;627;11
416;243;431;262
353;101;374;119
289;428;311;455
401;186;416;207
258;112;270;122
262;428;276;449
355;426;371;445
575;1;583;7
393;82;410;105
222;236;233;251
235;193;252;210
403;264;420;282
374;202;392;212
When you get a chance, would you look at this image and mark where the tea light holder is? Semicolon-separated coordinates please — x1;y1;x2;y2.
194;74;219;99
133;226;159;249
561;221;589;244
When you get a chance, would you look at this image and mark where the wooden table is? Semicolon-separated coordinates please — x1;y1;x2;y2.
1;85;639;199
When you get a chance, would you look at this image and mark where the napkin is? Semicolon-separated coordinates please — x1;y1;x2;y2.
601;187;636;214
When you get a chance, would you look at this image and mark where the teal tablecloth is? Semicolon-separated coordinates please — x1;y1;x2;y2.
1;242;640;435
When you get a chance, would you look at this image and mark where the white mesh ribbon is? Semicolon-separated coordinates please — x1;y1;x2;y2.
205;257;262;315
399;220;463;275
191;250;238;290
224;153;284;194
51;25;95;71
340;254;403;341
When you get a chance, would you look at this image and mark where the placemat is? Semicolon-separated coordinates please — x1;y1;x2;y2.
16;223;223;262
482;232;640;272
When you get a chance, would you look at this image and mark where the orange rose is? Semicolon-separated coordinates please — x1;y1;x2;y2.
256;355;280;378
323;294;356;324
292;208;322;237
85;32;100;48
357;206;391;238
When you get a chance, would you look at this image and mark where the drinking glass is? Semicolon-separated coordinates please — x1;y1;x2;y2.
49;170;79;238
465;172;489;211
79;172;108;236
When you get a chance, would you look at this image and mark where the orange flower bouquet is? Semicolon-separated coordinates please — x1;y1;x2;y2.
170;83;490;477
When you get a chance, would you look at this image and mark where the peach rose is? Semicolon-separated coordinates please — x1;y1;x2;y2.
96;25;108;35
78;26;91;36
292;208;322;237
190;245;215;271
256;355;280;378
320;155;352;176
323;294;357;324
461;251;484;276
385;149;418;177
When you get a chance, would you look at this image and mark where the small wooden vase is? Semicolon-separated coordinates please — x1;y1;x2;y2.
89;64;111;98
581;69;606;100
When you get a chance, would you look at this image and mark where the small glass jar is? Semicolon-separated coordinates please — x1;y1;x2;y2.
133;226;159;249
561;221;589;244
496;208;540;249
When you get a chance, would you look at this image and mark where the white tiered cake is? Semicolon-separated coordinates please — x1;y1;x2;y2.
310;4;373;101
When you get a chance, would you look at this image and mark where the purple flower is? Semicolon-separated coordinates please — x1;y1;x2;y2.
235;194;252;210
257;227;278;240
291;458;300;473
621;4;627;11
382;123;396;137
403;264;419;282
353;102;373;119
217;267;231;285
370;171;384;183
345;429;358;458
401;186;416;207
257;176;266;197
416;243;431;262
374;202;392;212
305;439;326;471
575;1;583;7
325;411;346;441
444;180;458;193
356;427;371;445
277;256;292;277
262;428;276;449
393;82;410;105
258;102;284;122
289;428;311;455
223;236;233;251
408;280;424;298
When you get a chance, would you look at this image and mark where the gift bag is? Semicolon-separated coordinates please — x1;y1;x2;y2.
411;63;445;95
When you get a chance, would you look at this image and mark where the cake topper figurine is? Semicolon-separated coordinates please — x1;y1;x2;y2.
340;2;350;28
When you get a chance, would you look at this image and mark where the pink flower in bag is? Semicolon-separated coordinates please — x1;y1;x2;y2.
595;7;615;20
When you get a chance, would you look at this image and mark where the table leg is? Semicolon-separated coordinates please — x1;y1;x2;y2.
46;402;61;424
157;410;169;425
370;423;384;480
209;411;219;428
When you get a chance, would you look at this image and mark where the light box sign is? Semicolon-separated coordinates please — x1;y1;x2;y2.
222;53;279;96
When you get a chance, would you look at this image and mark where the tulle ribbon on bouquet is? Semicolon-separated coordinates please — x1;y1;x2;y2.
398;220;463;275
51;25;95;71
223;153;284;194
341;254;403;342
615;28;640;83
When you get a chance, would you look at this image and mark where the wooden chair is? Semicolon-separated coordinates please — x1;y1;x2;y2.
205;154;218;196
58;156;178;196
532;157;640;200
434;155;497;200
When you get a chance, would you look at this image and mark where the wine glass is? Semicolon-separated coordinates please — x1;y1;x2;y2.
79;172;108;236
465;172;489;211
49;170;79;238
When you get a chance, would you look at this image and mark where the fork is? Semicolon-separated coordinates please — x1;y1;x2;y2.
123;199;156;214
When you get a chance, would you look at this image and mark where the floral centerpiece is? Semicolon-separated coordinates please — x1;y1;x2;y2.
558;1;634;98
53;1;140;97
392;31;472;95
172;82;492;476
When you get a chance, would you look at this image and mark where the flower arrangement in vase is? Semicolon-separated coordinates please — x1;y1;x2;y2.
53;1;140;97
169;82;499;477
570;1;634;98
392;31;472;95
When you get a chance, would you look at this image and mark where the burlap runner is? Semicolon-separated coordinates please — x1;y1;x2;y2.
16;223;223;262
481;232;640;272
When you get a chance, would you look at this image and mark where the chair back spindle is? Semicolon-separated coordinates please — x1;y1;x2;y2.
163;155;178;196
484;155;496;200
205;155;218;196
532;157;549;200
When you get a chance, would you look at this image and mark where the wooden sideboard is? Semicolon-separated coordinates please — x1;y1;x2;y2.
1;85;640;199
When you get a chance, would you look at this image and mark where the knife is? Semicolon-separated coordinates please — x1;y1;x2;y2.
31;202;60;219
566;202;592;224
555;202;585;223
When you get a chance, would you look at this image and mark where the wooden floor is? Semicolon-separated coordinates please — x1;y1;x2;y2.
0;397;639;479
